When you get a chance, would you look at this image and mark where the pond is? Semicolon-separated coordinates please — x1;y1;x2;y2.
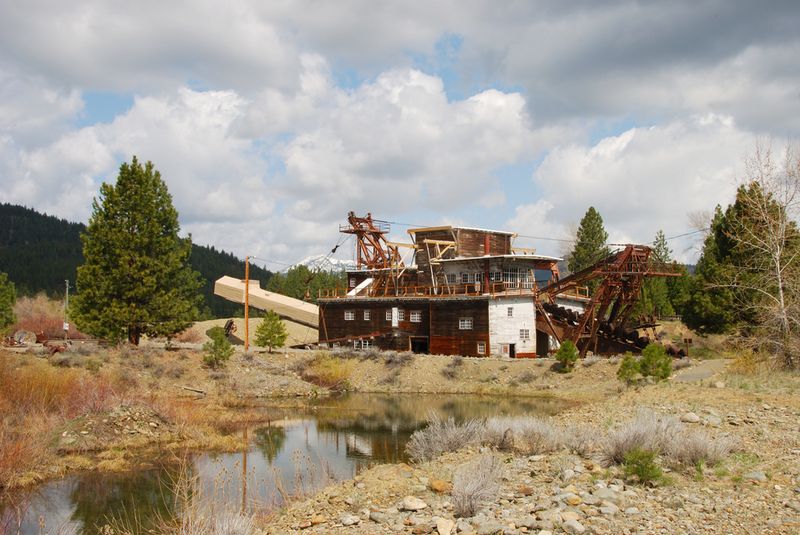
1;393;566;534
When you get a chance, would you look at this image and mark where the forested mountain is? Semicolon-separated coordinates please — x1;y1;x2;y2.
0;203;273;318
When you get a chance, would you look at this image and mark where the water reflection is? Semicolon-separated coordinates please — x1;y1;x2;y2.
2;392;565;534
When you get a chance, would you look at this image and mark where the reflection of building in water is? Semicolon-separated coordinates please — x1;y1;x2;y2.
345;434;373;457
321;426;411;465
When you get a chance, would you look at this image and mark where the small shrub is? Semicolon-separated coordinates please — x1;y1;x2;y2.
203;328;234;368
517;370;536;383
639;343;672;381
622;448;664;486
554;341;579;372
603;410;682;465
452;455;503;517
384;351;413;369
617;352;640;385
666;429;736;466
406;413;484;462
84;358;102;374
254;311;288;352
483;416;565;454
441;356;464;379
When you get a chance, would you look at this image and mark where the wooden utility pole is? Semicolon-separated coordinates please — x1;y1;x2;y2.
64;279;70;342
244;256;250;352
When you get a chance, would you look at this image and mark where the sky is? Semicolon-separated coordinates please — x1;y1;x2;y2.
1;1;799;268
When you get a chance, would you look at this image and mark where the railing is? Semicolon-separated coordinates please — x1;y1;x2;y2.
319;282;539;299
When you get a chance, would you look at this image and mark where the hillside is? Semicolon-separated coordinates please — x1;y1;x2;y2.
0;203;273;318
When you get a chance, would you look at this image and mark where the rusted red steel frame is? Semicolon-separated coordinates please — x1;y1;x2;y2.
538;244;682;356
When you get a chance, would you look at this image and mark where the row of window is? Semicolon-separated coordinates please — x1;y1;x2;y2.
343;309;423;323
444;268;533;285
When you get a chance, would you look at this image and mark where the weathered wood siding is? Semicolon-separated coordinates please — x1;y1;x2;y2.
318;299;430;350
455;229;511;257
429;299;490;357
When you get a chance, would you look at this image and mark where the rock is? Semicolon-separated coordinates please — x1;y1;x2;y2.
537;531;553;535
298;520;312;529
456;519;473;533
714;381;725;388
356;482;366;489
681;412;700;423
562;469;575;481
310;515;325;525
667;498;684;510
517;484;535;496
475;521;505;535
599;501;619;516
436;517;455;535
705;415;722;427
369;511;388;524
340;514;360;526
560;511;581;522
624;507;639;515
402;496;429;511
592;488;619;504
562;518;586;534
744;471;767;482
785;501;800;512
564;494;582;506
430;478;453;493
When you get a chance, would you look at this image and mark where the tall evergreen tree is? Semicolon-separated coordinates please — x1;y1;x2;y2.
73;157;202;344
568;206;611;276
633;230;675;318
0;271;16;331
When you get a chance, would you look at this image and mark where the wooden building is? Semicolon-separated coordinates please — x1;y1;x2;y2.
318;214;583;357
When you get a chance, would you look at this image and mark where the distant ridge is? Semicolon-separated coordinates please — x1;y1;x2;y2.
0;203;273;318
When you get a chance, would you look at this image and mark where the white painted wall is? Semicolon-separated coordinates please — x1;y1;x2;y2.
488;296;536;356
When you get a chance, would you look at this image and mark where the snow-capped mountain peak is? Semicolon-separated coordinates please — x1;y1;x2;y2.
288;254;357;273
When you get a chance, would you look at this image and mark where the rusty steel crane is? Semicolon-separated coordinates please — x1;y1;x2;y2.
535;244;682;357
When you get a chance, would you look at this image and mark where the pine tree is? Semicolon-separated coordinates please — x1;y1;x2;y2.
568;207;611;274
73;157;202;344
0;271;16;331
254;310;289;352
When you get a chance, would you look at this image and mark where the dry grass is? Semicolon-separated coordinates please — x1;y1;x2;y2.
173;328;203;343
0;356;118;489
299;353;355;391
406;413;484;462
452;454;503;517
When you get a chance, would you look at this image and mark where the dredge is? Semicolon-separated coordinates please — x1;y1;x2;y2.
216;212;681;357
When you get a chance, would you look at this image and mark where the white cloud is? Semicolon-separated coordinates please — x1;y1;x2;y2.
281;69;535;221
523;115;756;261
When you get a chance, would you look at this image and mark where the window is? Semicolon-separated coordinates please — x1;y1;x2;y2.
491;271;502;282
344;310;355;321
446;273;457;284
507;306;514;318
353;339;371;349
461;272;471;283
349;277;356;288
477;341;486;355
410;310;422;323
386;309;393;321
520;329;530;340
398;309;405;321
459;317;473;330
363;310;371;321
